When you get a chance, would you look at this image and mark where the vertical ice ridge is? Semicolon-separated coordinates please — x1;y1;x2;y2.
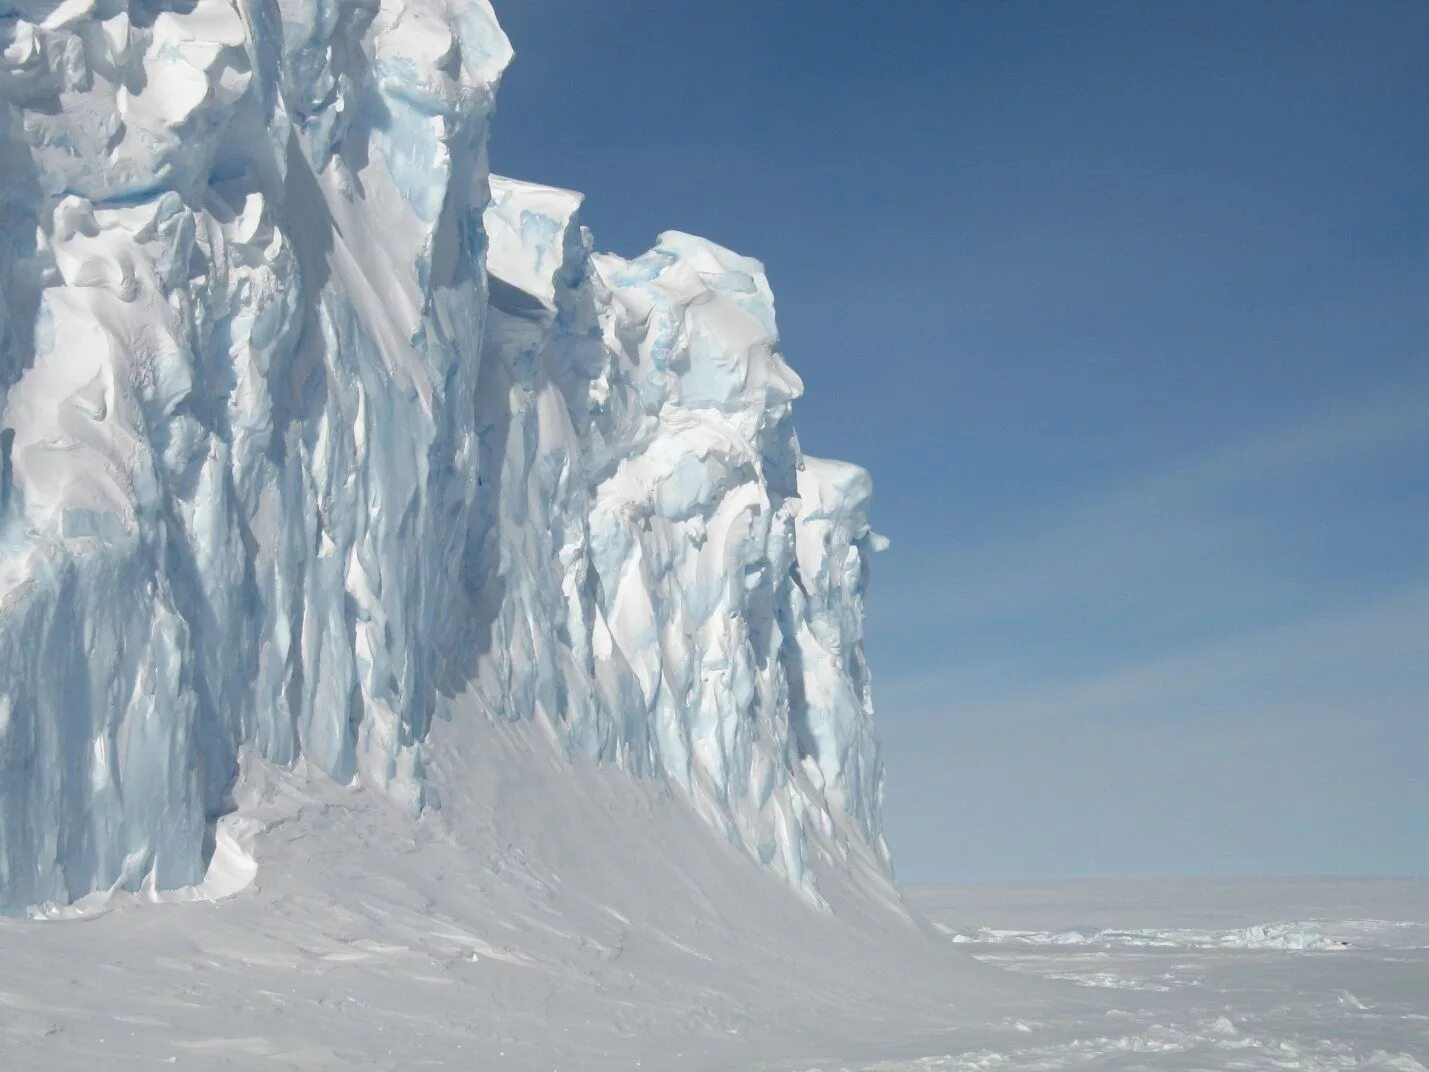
0;0;512;912
473;178;888;896
0;3;886;915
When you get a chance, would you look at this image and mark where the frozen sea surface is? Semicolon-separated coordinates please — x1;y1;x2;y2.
816;878;1427;1072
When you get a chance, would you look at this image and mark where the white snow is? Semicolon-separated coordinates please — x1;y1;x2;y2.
886;880;1429;1072
940;921;1366;951
2;795;1425;1071
0;710;971;1070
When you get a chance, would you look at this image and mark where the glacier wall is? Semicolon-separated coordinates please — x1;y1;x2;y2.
0;0;886;913
472;179;888;890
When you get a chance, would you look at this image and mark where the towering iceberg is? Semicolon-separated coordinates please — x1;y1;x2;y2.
0;0;885;914
473;179;888;892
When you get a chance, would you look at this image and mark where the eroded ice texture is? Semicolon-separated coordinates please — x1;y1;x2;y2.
0;0;885;913
472;179;887;894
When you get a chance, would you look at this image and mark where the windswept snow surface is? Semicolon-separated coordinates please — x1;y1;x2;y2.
887;880;1429;1072
3;801;1424;1071
0;710;1035;1071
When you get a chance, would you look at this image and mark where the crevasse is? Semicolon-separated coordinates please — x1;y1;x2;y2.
0;0;885;914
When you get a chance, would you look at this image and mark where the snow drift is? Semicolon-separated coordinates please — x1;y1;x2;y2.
0;0;886;913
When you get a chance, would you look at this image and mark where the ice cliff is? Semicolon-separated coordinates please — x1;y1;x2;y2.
0;0;886;914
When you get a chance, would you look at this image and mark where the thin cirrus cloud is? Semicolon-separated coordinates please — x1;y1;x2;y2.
874;385;1428;880
878;580;1428;880
878;384;1429;630
881;580;1427;733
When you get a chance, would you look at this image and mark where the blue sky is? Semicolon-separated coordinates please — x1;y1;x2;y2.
491;2;1429;882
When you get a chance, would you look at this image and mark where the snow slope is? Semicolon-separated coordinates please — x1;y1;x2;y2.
4;789;1423;1071
0;0;884;913
0;709;1032;1071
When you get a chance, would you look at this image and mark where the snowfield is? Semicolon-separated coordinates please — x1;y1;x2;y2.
1;730;1424;1071
900;879;1429;1071
0;0;1424;1067
1;709;1021;1071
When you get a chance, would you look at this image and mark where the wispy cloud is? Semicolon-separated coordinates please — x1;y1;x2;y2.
879;383;1429;627
873;378;1429;746
881;582;1429;731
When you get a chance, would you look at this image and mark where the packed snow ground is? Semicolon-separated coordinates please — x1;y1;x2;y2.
886;880;1429;1072
0;703;1042;1071
1;707;1423;1070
